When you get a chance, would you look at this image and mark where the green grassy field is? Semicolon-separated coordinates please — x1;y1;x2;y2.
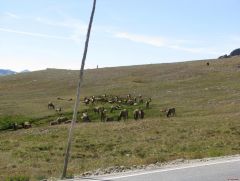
0;57;240;180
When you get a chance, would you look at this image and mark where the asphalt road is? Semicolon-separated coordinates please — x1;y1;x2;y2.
67;156;240;181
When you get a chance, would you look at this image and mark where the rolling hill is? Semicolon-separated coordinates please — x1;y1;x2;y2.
0;57;240;180
0;57;240;118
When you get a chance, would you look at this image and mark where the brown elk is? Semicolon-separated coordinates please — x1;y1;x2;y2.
118;109;128;121
134;109;144;120
81;112;91;122
166;108;176;117
48;102;55;109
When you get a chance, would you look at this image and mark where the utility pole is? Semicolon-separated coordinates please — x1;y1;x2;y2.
61;0;97;179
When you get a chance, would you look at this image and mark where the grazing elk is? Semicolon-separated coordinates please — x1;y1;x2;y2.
127;99;134;105
56;116;68;124
90;96;95;104
139;109;144;119
118;109;128;121
64;120;72;124
81;112;91;122
145;100;150;109
12;123;18;130
127;94;131;99
22;122;32;129
166;108;176;117
105;116;115;122
110;105;121;113
133;109;139;120
83;98;90;105
100;109;107;122
93;106;104;114
55;107;62;113
133;109;144;120
48;102;55;109
50;120;58;126
139;98;144;104
57;97;64;100
12;122;24;130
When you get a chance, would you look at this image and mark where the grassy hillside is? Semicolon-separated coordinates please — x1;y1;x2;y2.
1;57;240;118
0;57;240;180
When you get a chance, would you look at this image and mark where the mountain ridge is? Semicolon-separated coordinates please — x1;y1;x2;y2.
0;69;30;76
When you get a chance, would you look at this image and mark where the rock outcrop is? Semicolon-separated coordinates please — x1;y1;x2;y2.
230;48;240;57
218;48;240;59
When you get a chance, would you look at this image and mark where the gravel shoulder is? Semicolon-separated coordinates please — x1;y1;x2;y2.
67;154;240;180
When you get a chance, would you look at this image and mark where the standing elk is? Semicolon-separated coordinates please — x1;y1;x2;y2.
55;107;62;113
118;109;128;121
81;112;91;122
166;108;176;117
48;102;55;109
134;109;144;120
100;109;107;122
145;100;150;109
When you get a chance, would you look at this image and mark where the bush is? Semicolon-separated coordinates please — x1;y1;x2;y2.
0;115;30;131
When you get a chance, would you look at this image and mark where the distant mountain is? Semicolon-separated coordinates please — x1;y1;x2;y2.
20;69;30;73
0;69;31;76
0;69;16;76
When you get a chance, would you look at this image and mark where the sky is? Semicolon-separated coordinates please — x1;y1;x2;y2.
0;0;240;71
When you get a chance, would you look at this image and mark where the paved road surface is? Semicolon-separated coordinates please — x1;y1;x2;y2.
66;156;240;181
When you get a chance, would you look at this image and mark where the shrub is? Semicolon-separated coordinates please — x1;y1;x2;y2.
0;115;31;131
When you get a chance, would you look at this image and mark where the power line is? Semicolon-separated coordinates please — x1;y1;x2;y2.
61;0;97;179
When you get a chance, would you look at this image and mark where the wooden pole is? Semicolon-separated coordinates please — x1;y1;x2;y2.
61;0;97;179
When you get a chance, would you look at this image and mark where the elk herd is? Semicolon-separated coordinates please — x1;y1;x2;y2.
48;94;176;126
79;94;150;122
11;94;176;130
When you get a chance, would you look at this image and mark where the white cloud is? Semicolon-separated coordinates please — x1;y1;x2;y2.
4;12;20;19
168;45;204;53
35;17;87;43
114;31;220;55
0;13;89;43
115;32;166;47
1;11;87;43
0;27;73;40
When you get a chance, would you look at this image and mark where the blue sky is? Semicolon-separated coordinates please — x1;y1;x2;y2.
0;0;239;71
